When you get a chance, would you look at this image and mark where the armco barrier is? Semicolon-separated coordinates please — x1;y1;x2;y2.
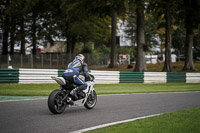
19;69;58;84
0;68;200;84
186;73;200;83
0;68;19;83
144;72;166;83
120;72;144;83
167;72;186;83
90;70;119;84
58;69;64;77
58;69;120;84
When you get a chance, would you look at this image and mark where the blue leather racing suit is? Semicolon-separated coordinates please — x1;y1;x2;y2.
62;59;89;90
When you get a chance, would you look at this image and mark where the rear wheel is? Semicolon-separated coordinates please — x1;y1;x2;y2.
48;89;66;114
84;90;97;109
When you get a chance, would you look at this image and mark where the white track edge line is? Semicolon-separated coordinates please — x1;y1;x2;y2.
98;91;200;96
70;113;162;133
0;98;47;103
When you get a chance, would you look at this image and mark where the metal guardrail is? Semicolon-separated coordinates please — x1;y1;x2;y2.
0;68;200;84
0;68;19;83
167;72;186;83
90;70;119;84
144;72;166;83
19;69;58;84
186;73;200;83
120;72;144;83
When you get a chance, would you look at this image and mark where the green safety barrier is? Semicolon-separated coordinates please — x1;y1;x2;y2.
167;72;186;83
58;69;64;77
0;68;19;83
0;68;197;84
120;72;144;83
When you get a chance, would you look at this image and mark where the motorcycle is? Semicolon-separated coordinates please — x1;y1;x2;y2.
48;74;97;114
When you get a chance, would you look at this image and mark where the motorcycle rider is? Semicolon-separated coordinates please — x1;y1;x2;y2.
62;54;90;100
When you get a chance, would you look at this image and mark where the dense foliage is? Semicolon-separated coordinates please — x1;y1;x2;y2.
0;0;200;71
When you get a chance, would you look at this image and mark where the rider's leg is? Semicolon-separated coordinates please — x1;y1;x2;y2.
73;75;88;90
72;75;88;100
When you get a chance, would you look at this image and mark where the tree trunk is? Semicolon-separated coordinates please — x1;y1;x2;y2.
66;36;72;64
65;22;73;64
177;49;180;62
183;25;195;70
183;1;196;71
2;18;9;55
20;16;26;55
31;11;37;68
32;11;37;55
71;36;76;54
162;2;175;72
134;0;147;72
108;8;117;68
10;14;16;55
2;0;10;55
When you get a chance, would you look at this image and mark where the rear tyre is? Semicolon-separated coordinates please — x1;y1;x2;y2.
48;89;66;114
84;90;97;109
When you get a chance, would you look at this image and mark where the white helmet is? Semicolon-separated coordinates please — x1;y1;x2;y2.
75;54;85;62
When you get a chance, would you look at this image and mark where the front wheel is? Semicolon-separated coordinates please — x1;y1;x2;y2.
84;90;97;109
48;89;66;114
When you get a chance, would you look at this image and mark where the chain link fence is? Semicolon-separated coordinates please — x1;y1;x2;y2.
0;53;110;69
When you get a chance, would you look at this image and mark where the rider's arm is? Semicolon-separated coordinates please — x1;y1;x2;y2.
82;62;90;80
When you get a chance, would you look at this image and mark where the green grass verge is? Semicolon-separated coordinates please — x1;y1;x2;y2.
87;107;200;133
95;83;200;95
0;83;200;96
0;83;59;96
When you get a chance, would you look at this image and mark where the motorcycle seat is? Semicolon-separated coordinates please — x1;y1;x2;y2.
51;77;66;85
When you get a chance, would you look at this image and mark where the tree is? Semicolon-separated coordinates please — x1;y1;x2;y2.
8;0;19;55
193;25;200;62
108;0;128;68
148;0;178;72
27;0;40;55
1;0;113;59
1;0;28;55
172;24;185;61
15;0;27;55
60;0;113;63
162;1;175;72
60;0;96;62
109;8;117;68
2;0;10;55
10;13;16;55
183;0;200;71
134;0;147;72
84;0;127;68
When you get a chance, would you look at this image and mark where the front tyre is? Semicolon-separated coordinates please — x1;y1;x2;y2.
84;90;97;109
48;89;66;114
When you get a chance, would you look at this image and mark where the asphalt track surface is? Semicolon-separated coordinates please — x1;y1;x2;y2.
0;92;200;133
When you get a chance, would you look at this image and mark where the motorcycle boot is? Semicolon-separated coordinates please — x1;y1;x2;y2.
70;88;79;100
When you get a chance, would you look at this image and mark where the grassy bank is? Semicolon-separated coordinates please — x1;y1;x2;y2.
95;83;200;95
0;83;200;96
87;107;200;133
92;61;200;72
